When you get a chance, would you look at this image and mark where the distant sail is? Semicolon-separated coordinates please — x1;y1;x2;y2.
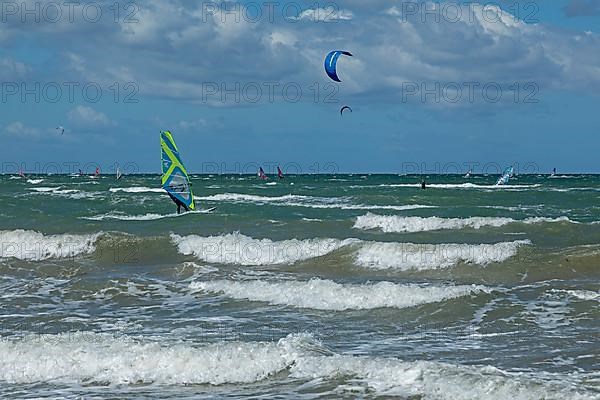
278;166;284;179
161;130;195;210
116;167;122;180
258;167;268;180
496;166;514;185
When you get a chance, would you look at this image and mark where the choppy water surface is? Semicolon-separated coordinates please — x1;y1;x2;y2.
0;174;599;399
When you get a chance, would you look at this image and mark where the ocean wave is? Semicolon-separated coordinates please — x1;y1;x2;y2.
563;290;600;302
379;183;540;190
355;240;531;270
0;230;100;261
197;193;311;203
354;213;577;233
26;179;43;184
0;332;302;385
171;233;358;265
190;278;490;310
109;187;165;193
354;214;514;233
0;332;594;398
83;210;212;221
197;193;432;211
289;355;596;399
29;187;80;195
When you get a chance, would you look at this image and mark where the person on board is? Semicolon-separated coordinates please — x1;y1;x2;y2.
421;179;426;189
168;192;190;214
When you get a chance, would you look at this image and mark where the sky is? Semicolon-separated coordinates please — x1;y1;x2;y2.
1;0;599;174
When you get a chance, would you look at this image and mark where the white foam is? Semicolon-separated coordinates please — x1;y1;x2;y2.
341;204;434;211
0;332;301;385
564;290;600;302
83;210;211;221
197;193;313;203
354;214;577;233
354;213;514;233
355;240;531;270
0;230;100;261
190;278;490;310
289;356;596;399
109;187;165;193
29;187;79;195
0;332;594;398
523;216;576;224
26;179;44;184
172;232;357;265
197;192;432;211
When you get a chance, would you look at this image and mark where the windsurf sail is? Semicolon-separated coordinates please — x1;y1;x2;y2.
496;166;514;185
116;167;122;180
160;130;195;210
258;167;268;180
278;166;284;179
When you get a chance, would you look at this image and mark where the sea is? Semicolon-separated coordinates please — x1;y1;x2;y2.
0;173;599;399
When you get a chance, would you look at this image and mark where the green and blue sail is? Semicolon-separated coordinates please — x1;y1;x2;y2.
160;130;195;210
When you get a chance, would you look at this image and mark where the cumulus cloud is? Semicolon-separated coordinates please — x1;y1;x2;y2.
289;7;354;22
7;1;600;108
178;119;207;130
67;106;114;127
4;122;40;138
0;57;31;80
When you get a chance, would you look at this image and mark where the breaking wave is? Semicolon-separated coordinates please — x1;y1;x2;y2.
171;232;358;265
196;193;432;211
0;230;101;261
354;213;577;233
109;187;165;193
0;332;594;399
355;240;531;270
190;278;490;310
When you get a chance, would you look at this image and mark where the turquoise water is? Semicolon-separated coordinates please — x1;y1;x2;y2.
0;174;599;399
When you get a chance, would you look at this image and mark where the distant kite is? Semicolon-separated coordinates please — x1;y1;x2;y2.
324;51;353;82
56;126;64;135
340;106;353;116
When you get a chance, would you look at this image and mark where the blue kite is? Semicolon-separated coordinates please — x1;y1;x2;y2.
324;50;353;82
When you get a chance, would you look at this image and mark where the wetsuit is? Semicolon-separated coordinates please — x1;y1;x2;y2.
168;193;190;214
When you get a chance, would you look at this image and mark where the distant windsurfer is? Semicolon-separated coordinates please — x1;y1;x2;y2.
421;179;426;189
168;192;190;214
258;167;269;180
